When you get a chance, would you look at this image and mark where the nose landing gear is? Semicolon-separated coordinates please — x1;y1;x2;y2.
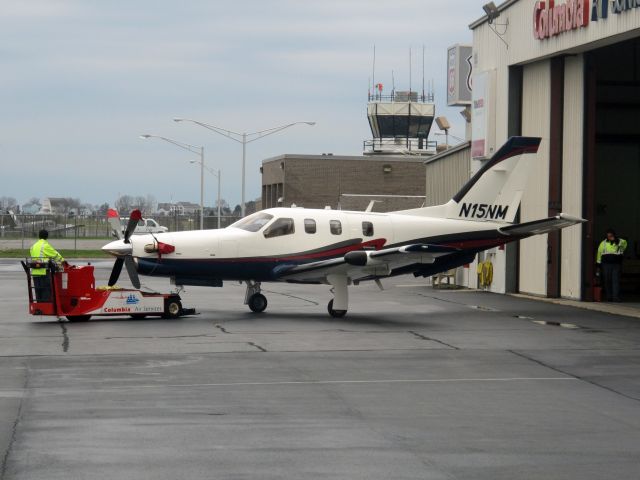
245;281;267;313
327;274;349;318
327;299;347;318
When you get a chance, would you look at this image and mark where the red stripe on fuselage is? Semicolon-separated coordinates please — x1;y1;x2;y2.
199;238;387;263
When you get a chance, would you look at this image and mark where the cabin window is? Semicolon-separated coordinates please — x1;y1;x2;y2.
304;218;317;234
362;221;374;237
330;220;342;235
231;212;274;232
263;218;295;238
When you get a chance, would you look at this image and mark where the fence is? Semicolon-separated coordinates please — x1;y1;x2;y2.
0;213;241;240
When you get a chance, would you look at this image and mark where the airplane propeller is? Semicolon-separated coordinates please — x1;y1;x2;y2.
106;209;142;289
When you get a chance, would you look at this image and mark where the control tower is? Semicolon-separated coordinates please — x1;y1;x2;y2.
364;87;436;156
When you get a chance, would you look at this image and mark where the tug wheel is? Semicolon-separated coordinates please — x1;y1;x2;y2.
248;293;268;313
327;300;347;318
66;315;91;322
163;298;182;319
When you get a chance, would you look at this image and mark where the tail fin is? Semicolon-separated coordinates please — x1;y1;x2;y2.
396;136;541;224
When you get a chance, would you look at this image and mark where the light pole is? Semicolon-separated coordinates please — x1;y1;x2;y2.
173;118;315;217
191;161;222;229
140;134;206;230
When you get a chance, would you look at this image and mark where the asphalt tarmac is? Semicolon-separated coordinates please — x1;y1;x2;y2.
1;259;639;479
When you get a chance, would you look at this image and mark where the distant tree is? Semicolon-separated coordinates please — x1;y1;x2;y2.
0;196;17;211
55;197;82;215
115;195;134;213
22;197;41;214
245;200;257;216
232;204;242;216
96;203;110;216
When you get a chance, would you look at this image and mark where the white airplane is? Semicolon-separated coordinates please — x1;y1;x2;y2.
103;137;585;317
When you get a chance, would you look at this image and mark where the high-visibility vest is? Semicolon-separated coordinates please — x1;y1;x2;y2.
597;238;627;264
29;239;64;276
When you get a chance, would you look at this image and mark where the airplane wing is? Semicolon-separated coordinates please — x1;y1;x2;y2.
275;244;460;283
498;214;585;237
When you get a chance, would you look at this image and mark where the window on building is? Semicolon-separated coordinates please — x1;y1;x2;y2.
330;220;342;235
264;218;295;238
362;221;374;237
304;218;316;234
230;212;274;232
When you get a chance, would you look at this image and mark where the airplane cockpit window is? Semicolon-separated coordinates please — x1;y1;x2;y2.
304;219;316;234
230;212;274;232
362;221;374;237
330;220;342;235
264;218;295;238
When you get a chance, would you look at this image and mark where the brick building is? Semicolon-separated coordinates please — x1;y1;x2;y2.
261;154;427;212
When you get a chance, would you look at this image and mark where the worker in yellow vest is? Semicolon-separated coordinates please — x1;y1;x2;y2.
29;229;66;302
596;228;627;302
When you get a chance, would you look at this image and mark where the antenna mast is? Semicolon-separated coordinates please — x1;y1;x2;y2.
409;47;412;97
372;45;376;100
421;45;425;101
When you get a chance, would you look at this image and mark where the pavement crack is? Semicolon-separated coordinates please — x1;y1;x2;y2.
408;331;459;350
57;318;69;353
215;325;229;334
0;360;29;480
247;342;267;352
262;289;320;305
509;350;640;403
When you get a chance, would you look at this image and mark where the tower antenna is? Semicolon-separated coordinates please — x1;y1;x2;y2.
392;70;395;97
422;45;425;101
409;47;412;97
372;45;376;100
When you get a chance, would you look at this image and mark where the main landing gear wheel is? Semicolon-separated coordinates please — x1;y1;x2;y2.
248;293;268;313
327;300;347;318
163;297;182;319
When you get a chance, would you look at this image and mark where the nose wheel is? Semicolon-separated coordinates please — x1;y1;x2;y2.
326;274;349;318
245;281;267;313
327;299;347;318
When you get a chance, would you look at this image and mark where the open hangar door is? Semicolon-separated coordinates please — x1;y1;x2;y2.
584;37;640;300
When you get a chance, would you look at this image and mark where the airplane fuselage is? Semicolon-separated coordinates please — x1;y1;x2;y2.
104;207;508;284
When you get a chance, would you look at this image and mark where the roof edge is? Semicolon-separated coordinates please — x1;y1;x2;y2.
423;141;471;165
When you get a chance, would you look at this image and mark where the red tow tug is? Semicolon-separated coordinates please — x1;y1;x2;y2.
22;259;194;322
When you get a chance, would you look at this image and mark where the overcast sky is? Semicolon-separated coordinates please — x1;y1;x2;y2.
0;0;481;208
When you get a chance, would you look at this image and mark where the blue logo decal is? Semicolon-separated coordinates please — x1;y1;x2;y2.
126;294;140;305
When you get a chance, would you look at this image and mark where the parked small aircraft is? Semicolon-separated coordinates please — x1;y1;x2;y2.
2;211;76;234
103;137;585;317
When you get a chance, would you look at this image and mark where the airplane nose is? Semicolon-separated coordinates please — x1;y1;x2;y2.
102;240;133;256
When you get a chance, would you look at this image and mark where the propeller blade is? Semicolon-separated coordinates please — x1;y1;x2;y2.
108;257;124;286
124;209;143;244
124;256;141;289
107;208;123;240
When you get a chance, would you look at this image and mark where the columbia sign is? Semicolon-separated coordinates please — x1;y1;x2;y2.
533;0;589;40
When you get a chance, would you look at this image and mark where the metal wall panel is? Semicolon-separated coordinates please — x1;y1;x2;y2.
424;145;471;207
561;55;585;299
519;60;551;296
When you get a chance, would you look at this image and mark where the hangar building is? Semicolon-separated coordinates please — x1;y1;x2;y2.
466;0;640;300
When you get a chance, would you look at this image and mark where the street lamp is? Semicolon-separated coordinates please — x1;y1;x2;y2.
190;160;222;229
173;117;315;217
140;134;206;230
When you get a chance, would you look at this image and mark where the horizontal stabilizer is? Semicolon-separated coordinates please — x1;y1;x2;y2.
499;214;585;237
